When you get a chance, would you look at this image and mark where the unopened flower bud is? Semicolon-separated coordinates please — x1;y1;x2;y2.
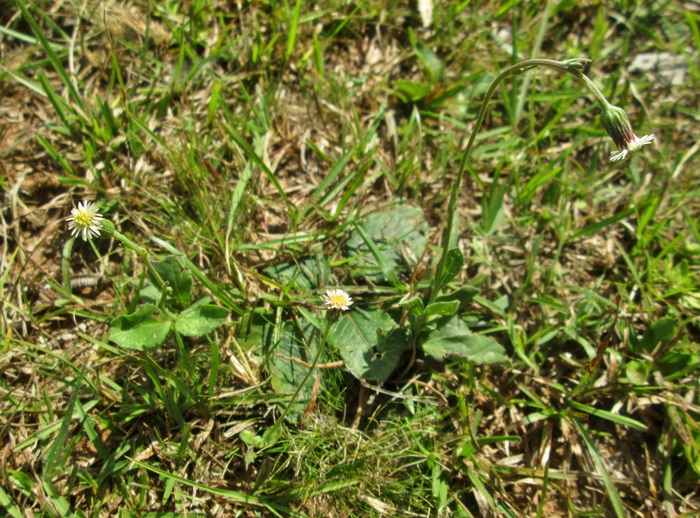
600;104;635;149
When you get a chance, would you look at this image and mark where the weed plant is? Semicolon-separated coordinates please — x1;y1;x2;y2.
1;0;699;516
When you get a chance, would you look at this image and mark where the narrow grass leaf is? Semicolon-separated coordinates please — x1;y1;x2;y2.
569;207;635;241
571;417;626;518
222;123;292;213
568;401;648;431
42;478;76;517
128;458;293;516
285;0;303;61
17;0;84;111
0;485;23;518
43;374;82;479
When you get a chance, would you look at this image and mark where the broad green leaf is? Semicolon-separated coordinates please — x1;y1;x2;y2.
109;304;171;352
237;310;275;355
625;360;649;385
658;351;696;380
150;256;192;309
424;300;460;318
438;248;465;291
346;204;429;284
399;296;424;316
413;40;443;82
329;308;411;382
174;304;228;337
435;286;478;310
422;316;507;364
269;321;318;422
393;80;433;103
264;256;329;291
640;317;676;353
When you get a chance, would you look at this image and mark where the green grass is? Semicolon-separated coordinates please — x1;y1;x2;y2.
1;0;699;516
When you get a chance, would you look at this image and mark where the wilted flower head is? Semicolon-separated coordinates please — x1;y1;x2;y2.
600;103;654;162
66;201;104;241
323;289;353;311
609;134;655;162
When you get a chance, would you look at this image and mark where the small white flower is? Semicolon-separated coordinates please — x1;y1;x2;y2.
323;289;353;311
66;201;104;241
610;133;655;162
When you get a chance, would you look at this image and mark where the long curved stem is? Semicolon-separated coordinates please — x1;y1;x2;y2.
431;57;605;303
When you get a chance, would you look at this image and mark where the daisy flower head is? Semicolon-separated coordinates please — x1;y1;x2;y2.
609;133;655;162
323;289;353;312
66;201;104;241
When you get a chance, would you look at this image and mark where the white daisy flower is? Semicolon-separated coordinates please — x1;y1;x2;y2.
323;289;353;311
66;201;104;241
609;133;655;162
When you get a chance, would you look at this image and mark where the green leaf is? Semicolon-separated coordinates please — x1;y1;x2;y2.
237;310;276;359
435;285;478;310
424;300;460;319
269;321;318;422
151;256;192;309
174;304;228;337
640;317;676;353
437;248;465;291
399;296;425;317
625;360;649;385
413;40;443;83
571;418;626;518
109;304;172;352
330;309;411;382
264;256;329;291
568;401;648;431
422;316;507;364
393;80;433;103
346;204;429;284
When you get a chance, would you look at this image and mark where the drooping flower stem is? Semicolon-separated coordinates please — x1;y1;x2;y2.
431;57;620;303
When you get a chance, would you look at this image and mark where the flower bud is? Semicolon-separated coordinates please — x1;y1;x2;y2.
600;104;634;149
100;219;116;238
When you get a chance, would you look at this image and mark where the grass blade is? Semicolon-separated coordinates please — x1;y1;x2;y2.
571;417;626;518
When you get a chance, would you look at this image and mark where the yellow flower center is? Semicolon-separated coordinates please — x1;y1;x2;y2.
329;294;347;307
75;211;96;227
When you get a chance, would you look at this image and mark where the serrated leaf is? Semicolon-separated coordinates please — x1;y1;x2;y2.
329;309;411;382
174;304;228;337
109;304;171;352
422;316;507;364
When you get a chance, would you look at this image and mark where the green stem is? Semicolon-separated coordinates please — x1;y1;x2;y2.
112;230;167;291
431;57;607;303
